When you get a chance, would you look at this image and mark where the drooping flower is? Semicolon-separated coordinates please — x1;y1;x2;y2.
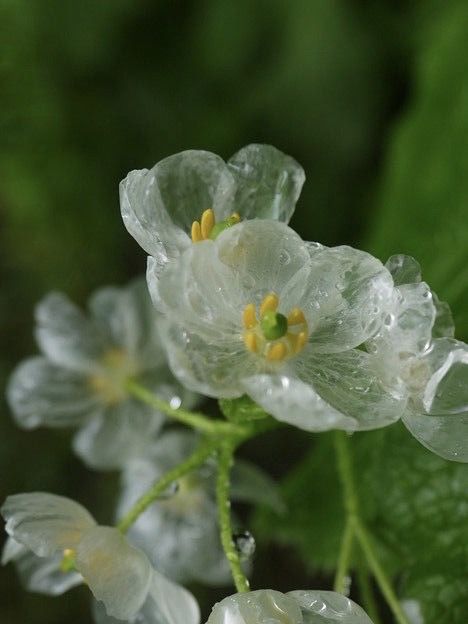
1;493;200;624
367;254;468;461
117;430;282;585
154;219;404;432
205;589;373;623
7;277;197;470
119;144;305;306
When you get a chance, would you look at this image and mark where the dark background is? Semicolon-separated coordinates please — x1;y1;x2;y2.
1;1;468;622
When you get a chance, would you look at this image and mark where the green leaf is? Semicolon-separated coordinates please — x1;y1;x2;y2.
367;2;468;339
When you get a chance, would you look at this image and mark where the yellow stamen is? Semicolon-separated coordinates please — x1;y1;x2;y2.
243;303;257;329
259;293;279;318
288;308;306;326
295;331;308;353
200;208;215;239
230;212;241;224
244;332;258;353
191;221;202;242
266;342;287;361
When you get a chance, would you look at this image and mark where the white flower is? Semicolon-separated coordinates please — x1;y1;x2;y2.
155;219;403;432
368;254;468;462
119;144;305;300
205;589;373;623
1;493;200;624
7;277;196;470
117;430;281;585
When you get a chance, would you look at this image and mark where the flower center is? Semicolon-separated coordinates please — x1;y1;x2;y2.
60;548;77;573
88;348;137;405
191;208;241;242
242;293;308;362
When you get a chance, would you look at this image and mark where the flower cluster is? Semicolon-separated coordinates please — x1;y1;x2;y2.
3;143;468;624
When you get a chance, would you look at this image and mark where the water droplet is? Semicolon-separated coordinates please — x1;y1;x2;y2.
233;531;256;560
170;396;182;409
384;313;394;327
160;481;179;500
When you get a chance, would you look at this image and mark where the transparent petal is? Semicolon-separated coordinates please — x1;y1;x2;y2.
289;590;373;623
72;400;164;470
119;151;236;263
422;338;468;415
206;590;302;624
403;409;468;462
35;292;106;373
385;254;422;285
242;374;357;432
294;347;405;431
231;460;285;514
227;143;305;223
2;538;82;596
293;246;394;353
76;526;152;620
432;291;455;339
1;493;96;557
6;357;100;429
89;278;166;371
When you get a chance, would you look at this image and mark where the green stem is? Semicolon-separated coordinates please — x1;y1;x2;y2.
126;379;246;436
117;438;218;533
334;431;409;624
333;518;354;594
356;559;383;624
216;441;250;593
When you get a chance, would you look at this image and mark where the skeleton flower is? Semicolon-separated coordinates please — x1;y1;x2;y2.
367;254;468;461
7;278;196;470
119;144;305;306
117;430;281;585
1;493;200;623
205;589;373;624
155;219;404;432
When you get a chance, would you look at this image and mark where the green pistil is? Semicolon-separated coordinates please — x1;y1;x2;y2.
260;310;288;340
209;215;240;240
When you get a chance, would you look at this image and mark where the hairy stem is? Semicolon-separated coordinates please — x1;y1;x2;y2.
334;431;409;624
333;517;354;594
216;441;250;593
117;438;218;533
126;379;247;436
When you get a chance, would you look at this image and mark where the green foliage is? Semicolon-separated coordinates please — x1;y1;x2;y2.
368;1;468;339
219;396;271;424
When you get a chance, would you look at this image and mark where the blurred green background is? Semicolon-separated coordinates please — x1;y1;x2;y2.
1;1;468;622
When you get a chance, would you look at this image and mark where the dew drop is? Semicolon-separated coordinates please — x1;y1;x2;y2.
233;530;256;560
160;481;180;500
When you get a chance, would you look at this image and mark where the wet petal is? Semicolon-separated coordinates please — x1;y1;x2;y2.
385;254;422;285
227;144;305;223
206;590;302;624
289;589;373;623
2;538;82;596
1;493;96;557
72;400;164;470
7;357;100;429
119;151;236;263
422;338;468;415
76;526;152;620
432;291;455;339
403;409;468;463
35;292;106;373
294;246;394;353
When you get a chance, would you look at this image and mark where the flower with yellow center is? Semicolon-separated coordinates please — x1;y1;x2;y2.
157;219;406;433
1;493;200;624
7;277;197;470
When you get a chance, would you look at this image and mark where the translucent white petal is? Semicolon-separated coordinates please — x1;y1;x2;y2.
35;292;106;373
294;246;394;353
242;374;356;432
2;538;82;596
294;348;405;430
288;590;374;623
422;339;468;415
7;357;101;429
205;590;302;624
432;291;455;339
76;526;152;620
1;493;96;557
119;151;236;264
227;144;305;223
385;254;422;285
403;409;468;463
72;400;164;470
